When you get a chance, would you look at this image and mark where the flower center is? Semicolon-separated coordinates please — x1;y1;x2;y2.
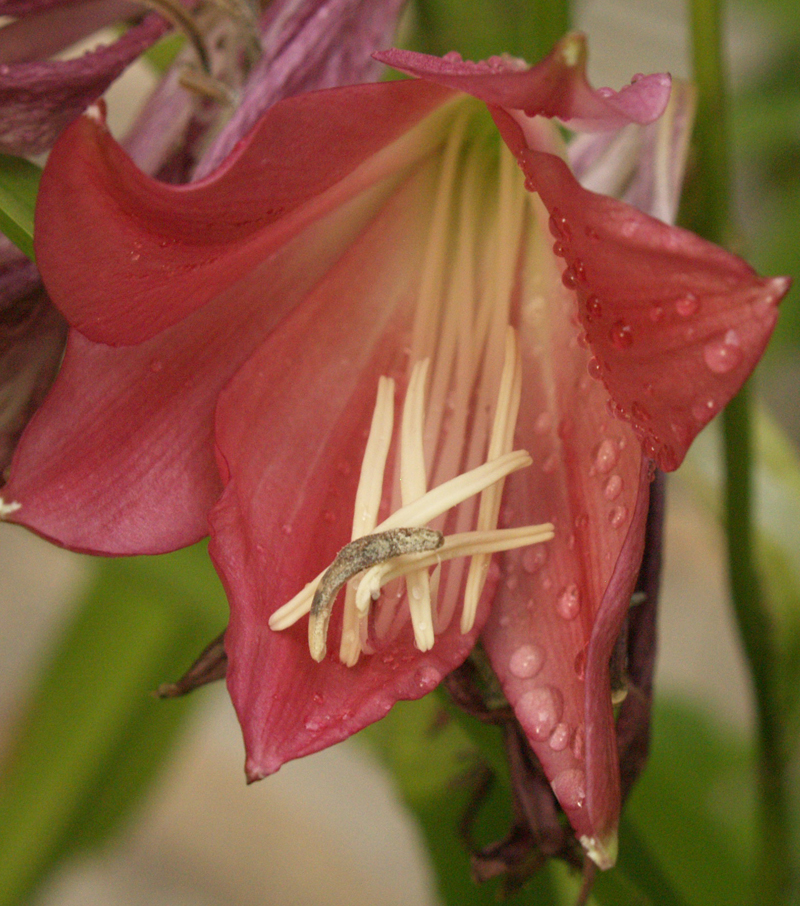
269;335;553;663
269;110;554;664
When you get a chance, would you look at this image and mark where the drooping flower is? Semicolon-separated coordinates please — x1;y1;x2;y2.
0;34;788;868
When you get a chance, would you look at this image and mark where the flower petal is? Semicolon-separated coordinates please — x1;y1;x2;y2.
195;0;408;178
491;117;789;471
568;79;696;225
375;33;671;131
210;165;492;775
481;210;644;853
5;147;400;552
34;80;455;345
0;12;169;155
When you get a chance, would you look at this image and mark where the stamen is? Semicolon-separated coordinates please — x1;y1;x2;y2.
400;359;436;650
339;376;395;665
138;0;263;102
462;327;522;631
308;528;444;662
357;524;554;611
269;130;552;667
138;0;214;73
269;449;532;631
177;68;235;104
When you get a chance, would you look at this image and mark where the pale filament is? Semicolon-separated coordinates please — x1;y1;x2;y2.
268;132;552;664
269;332;551;664
268;448;533;630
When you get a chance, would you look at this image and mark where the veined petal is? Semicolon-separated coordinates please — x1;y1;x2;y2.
568;80;696;225
0;11;169;155
375;33;671;132
33;80;456;345
195;0;409;178
512;145;789;471
0;1;140;64
210;162;494;774
481;201;644;851
4;148;410;552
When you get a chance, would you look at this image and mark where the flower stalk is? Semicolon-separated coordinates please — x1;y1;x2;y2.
687;0;791;900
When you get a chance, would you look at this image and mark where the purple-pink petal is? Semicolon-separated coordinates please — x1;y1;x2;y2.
375;34;670;132
0;11;168;155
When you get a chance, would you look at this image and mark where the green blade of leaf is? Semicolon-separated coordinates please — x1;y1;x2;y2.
0;542;227;906
408;0;570;67
0;154;42;261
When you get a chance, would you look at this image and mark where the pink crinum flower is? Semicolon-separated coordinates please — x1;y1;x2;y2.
0;35;788;867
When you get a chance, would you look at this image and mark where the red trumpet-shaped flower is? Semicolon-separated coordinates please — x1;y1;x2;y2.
1;34;788;867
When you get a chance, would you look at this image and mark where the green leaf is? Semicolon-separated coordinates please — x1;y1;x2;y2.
144;32;187;74
361;691;566;905
0;154;41;261
407;0;570;66
622;700;757;906
0;542;227;906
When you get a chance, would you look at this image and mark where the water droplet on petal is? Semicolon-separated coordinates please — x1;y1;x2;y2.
649;304;664;322
541;453;557;474
676;292;700;317
517;686;564;740
603;473;623;500
562;266;578;289
556;584;580;620
522;547;547;574
534;411;552;434
608;505;628;528
415;666;442;691
549;723;571;751
586;295;602;320
552;768;586;809
692;397;716;422
610;320;633;349
704;329;743;374
593;438;619;474
553;240;567;258
587;357;602;380
548;208;571;240
509;644;545;679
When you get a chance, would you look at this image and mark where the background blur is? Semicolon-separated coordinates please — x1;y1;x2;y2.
1;0;798;902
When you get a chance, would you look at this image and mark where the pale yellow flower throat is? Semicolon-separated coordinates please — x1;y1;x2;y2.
269;108;554;664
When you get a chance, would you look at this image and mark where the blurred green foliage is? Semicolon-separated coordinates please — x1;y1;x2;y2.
0;154;40;261
732;0;800;349
362;692;756;906
0;544;227;906
407;0;569;66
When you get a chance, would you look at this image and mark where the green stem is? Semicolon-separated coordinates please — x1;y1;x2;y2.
687;0;790;901
722;392;789;904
